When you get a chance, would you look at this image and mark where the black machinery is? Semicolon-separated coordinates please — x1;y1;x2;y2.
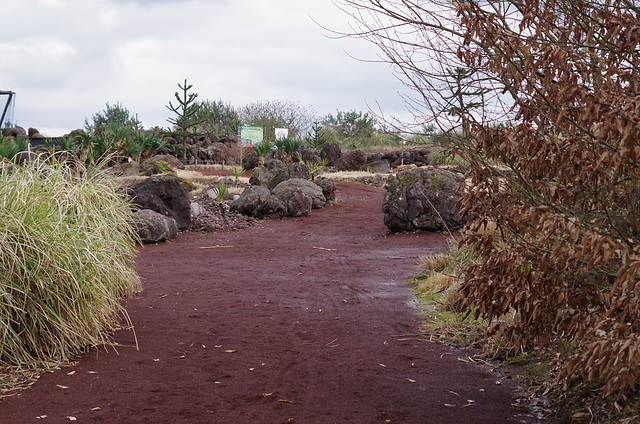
0;90;15;128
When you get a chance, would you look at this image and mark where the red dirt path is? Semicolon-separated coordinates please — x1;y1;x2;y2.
0;183;536;424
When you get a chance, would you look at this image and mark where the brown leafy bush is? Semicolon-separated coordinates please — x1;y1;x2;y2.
337;0;640;396
455;0;640;395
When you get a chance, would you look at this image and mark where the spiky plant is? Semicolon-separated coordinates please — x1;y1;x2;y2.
0;154;141;368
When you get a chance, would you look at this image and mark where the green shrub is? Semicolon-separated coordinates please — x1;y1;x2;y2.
254;140;274;157
0;155;141;368
304;121;327;148
0;136;29;160
274;137;301;154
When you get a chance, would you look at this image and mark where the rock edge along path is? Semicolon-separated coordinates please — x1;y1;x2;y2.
0;182;535;423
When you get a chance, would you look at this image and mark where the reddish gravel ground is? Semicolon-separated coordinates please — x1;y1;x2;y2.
0;182;538;424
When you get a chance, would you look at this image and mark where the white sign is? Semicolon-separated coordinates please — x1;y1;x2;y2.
275;128;289;140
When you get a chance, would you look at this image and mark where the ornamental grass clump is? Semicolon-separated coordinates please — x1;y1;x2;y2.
0;156;141;368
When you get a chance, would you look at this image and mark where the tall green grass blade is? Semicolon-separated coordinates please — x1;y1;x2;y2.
0;154;141;369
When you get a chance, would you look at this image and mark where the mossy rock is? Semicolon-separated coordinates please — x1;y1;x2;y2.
140;154;185;176
178;177;196;192
383;167;466;232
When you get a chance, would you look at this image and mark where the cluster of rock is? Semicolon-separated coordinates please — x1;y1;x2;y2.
2;126;46;140
230;159;335;219
172;134;241;164
124;174;191;243
2;124;466;237
124;156;336;243
110;136;466;240
382;166;467;233
124;171;260;243
124;160;468;241
189;200;259;233
241;142;430;174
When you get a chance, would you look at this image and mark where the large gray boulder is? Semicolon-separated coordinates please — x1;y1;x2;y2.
365;160;391;174
272;178;326;217
338;149;368;171
249;159;310;190
320;142;342;167
249;159;288;188
242;150;261;170
313;177;336;204
382;167;466;233
125;174;191;231
133;209;178;243
1;126;27;137
230;186;287;219
298;148;321;164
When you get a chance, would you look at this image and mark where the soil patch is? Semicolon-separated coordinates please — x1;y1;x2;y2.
0;183;538;423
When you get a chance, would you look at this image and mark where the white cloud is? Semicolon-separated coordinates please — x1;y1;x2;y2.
2;0;416;136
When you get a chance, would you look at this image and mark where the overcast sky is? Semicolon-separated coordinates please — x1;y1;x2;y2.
0;0;415;136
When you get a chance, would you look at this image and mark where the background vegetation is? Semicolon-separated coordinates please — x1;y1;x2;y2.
2;82;428;165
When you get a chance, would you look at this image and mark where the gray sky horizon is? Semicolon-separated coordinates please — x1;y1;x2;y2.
1;0;417;137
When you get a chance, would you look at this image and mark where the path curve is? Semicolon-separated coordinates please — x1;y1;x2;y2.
1;183;534;423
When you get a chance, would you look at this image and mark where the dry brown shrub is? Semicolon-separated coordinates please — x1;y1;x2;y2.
418;252;449;274
337;0;640;396
454;0;640;396
416;272;455;295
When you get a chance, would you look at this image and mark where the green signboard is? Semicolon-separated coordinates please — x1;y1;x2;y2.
240;126;264;146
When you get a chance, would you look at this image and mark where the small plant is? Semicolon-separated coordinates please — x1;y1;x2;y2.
273;137;287;151
305;120;327;148
231;167;244;185
166;79;206;160
281;138;301;154
307;160;326;181
55;136;76;153
254;140;274;157
274;137;302;154
211;181;228;202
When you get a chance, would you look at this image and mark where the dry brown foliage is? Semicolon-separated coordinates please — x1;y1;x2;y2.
337;0;640;396
454;0;640;395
